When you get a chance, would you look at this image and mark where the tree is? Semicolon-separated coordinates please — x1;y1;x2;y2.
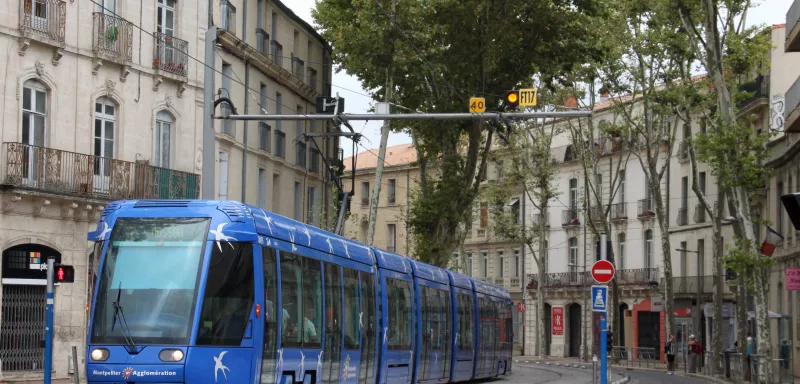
485;99;562;358
676;1;774;376
598;0;697;341
313;0;602;266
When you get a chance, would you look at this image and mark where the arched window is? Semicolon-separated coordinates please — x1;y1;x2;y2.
155;110;174;168
21;79;49;180
618;233;626;270
644;230;653;269
94;96;116;177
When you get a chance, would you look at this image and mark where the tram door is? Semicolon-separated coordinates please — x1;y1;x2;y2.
382;276;414;384
322;264;342;384
418;285;452;383
341;268;362;381
452;291;475;382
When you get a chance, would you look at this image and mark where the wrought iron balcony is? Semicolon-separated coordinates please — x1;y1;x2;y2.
616;268;660;286
667;276;731;295
527;268;659;290
677;207;689;226
20;0;66;43
788;0;800;51
562;208;580;227
92;12;133;63
611;202;627;221
677;141;689;162
1;142;200;200
637;199;655;218
694;204;707;223
153;32;188;77
736;75;769;110
589;205;605;223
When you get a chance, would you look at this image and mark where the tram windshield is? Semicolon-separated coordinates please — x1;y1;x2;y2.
90;218;209;345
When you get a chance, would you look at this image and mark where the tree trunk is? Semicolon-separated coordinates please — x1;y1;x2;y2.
752;264;773;383
650;171;675;339
537;203;549;358
711;195;724;374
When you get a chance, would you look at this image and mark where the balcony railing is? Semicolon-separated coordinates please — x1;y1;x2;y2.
667;276;731;295
494;277;505;285
638;199;655;218
92;12;133;63
677;207;689;226
20;0;66;43
274;130;285;159
694;204;707;223
589;206;604;222
1;143;199;200
737;75;769;109
153;32;188;77
527;268;660;290
677;141;689;162
295;142;307;168
562;208;580;226
509;277;521;288
611;202;627;221
788;0;800;51
256;29;269;55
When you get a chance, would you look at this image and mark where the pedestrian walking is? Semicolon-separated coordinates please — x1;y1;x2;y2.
688;335;702;373
665;334;677;375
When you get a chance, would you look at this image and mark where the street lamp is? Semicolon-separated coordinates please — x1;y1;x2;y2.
676;247;702;349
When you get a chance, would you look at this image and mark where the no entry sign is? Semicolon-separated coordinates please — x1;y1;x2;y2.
591;260;616;284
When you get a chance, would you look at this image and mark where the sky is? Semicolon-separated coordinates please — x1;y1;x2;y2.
284;0;794;158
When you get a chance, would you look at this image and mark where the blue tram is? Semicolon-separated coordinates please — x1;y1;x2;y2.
85;200;513;383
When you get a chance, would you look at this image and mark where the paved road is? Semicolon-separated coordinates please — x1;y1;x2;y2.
494;361;712;384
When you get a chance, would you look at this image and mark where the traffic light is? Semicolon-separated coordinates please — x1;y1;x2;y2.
505;90;519;109
606;331;614;352
55;264;75;283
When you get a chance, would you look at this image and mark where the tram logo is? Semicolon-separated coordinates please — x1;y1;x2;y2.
210;223;237;252
121;367;133;379
213;351;230;382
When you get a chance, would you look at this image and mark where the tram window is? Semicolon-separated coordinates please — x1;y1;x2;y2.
261;246;278;383
343;268;360;349
323;263;342;384
359;272;376;384
386;278;411;350
457;294;473;349
197;243;255;346
280;253;322;348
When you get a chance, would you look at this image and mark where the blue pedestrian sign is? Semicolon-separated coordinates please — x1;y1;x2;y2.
591;285;608;312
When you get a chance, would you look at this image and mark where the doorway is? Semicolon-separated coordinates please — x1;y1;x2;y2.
568;303;582;357
637;311;661;361
544;303;552;355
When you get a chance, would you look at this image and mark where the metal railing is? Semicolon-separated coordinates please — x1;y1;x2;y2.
271;41;283;68
92;12;133;62
1;142;200;200
153;32;188;77
256;29;269;55
19;0;66;43
677;141;690;162
667;276;733;295
694;204;707;223
677;207;689;226
509;277;521;288
737;75;770;109
638;199;655;217
609;346;659;369
0;285;46;372
274;130;286;159
562;208;579;226
527;270;590;289
611;202;627;220
616;268;659;285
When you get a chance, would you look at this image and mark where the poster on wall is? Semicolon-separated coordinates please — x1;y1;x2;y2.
552;306;564;336
786;268;800;291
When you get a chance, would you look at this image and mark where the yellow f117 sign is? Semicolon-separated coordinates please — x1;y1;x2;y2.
469;97;486;113
519;88;538;107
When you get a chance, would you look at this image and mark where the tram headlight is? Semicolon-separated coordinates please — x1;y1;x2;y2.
159;349;185;362
90;348;110;361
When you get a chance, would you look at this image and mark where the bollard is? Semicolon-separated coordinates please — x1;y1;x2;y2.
72;345;80;384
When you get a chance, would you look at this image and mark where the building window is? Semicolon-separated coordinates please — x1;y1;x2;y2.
271;174;280;212
569;178;578;209
21;80;48;180
618;233;625;270
480;202;488;228
307;67;317;92
386;278;411;350
361;182;370;205
259;123;271;152
511;199;520;225
497;251;504;278
156;0;175;37
218;151;228;199
257;29;270;55
154;110;173;168
221;63;234;136
698;239;705;277
387;179;396;204
618;170;625;204
644;230;653;269
279;253;322;348
94;96;116;177
699;172;707;194
294;182;302;221
259;83;268;113
220;0;236;35
275;93;283;132
480;250;488;278
387;224;396;253
258;168;267;209
467;253;473;276
568;237;578;268
514;250;520;277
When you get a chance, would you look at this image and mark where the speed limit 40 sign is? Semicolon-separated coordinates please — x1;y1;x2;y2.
469;97;486;113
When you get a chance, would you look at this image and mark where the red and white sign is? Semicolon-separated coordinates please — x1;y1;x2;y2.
591;260;616;284
552;306;564;335
516;302;526;313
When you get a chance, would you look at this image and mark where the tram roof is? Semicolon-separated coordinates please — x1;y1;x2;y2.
448;270;474;290
473;278;512;300
408;258;450;285
372;247;414;275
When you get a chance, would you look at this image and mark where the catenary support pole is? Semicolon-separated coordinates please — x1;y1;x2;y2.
202;25;217;199
44;257;54;384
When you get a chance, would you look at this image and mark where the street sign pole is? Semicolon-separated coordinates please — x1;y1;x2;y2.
44;257;54;384
600;317;607;384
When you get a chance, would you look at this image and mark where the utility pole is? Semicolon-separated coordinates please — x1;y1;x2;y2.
201;0;216;199
44;257;54;384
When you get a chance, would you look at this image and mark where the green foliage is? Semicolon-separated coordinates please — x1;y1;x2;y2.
314;0;603;266
723;237;775;291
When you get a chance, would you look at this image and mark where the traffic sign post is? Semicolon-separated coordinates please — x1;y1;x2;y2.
591;260;616;284
600;317;608;384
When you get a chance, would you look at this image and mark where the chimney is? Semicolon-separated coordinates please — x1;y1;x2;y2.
599;91;609;103
563;96;578;109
